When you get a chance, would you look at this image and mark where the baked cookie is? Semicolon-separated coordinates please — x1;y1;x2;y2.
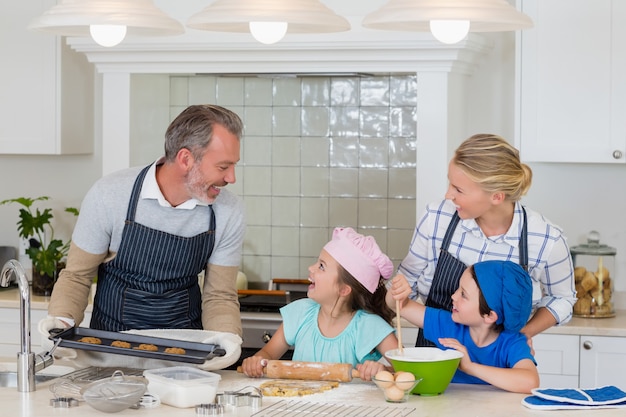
77;336;102;345
134;343;159;351
111;340;131;348
164;347;186;354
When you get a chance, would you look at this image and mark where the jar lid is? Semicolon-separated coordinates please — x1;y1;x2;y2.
570;231;616;256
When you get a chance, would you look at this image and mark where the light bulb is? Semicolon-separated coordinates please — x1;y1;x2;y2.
429;20;470;44
249;22;288;45
89;24;127;47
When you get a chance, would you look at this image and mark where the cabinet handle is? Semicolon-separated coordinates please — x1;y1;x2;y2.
583;340;593;350
613;150;623;159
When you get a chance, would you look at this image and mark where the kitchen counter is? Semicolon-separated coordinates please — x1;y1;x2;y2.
1;368;625;416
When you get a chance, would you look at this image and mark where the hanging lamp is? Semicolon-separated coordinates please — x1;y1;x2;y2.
362;0;533;45
28;0;184;47
187;0;351;45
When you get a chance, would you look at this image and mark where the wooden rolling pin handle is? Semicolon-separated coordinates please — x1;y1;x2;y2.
236;360;360;382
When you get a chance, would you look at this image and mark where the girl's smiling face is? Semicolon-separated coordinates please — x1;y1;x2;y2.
450;268;484;326
307;249;342;304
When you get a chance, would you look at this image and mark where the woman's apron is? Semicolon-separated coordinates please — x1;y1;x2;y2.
90;165;216;331
415;208;528;347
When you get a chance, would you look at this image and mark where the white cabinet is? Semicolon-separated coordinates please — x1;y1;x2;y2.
579;336;626;388
0;307;91;358
533;333;579;388
0;0;94;155
517;0;626;163
534;333;626;388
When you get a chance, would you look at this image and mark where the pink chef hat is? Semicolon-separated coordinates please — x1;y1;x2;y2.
323;227;394;293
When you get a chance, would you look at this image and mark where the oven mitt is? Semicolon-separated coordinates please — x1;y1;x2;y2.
37;315;78;360
522;386;626;410
68;329;242;371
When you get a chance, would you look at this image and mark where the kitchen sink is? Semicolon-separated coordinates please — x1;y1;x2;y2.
0;362;76;388
0;372;58;388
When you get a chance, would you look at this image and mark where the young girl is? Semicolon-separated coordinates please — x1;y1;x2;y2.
387;260;540;394
242;227;399;381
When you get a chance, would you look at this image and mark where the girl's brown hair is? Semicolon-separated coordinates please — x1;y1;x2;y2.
337;265;395;324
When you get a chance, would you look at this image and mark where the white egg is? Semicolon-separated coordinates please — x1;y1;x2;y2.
384;385;406;402
374;370;395;389
394;371;416;391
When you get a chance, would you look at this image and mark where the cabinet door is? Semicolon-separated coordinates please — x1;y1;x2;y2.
0;0;94;155
579;336;626;388
517;0;626;163
533;333;579;388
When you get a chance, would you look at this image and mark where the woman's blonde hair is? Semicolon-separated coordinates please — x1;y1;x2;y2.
452;134;532;202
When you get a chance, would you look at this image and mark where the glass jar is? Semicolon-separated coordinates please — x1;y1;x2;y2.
570;231;616;318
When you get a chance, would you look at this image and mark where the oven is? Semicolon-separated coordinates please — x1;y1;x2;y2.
227;279;309;369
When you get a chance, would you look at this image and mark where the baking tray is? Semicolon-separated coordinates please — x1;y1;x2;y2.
49;327;226;364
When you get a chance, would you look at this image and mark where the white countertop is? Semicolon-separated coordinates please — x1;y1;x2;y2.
2;368;625;416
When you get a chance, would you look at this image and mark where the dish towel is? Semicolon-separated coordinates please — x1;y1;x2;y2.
522;386;626;410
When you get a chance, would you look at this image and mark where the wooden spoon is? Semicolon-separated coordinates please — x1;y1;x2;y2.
396;299;404;355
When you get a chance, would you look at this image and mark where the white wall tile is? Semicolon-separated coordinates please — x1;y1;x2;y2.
272;167;300;196
272;137;301;166
300;227;330;258
301;137;330;167
273;107;301;136
244;196;271;226
300;197;329;227
243;136;272;166
244;107;272;136
271;197;300;226
273;78;301;106
301;167;329;197
358;169;389;198
272;227;300;256
302;106;330;137
388;199;417;229
358;198;388;228
329;197;358;228
389;168;416;198
329;168;358;197
245;77;273;106
188;76;216;104
243;166;271;196
216;77;244;105
301;77;330;106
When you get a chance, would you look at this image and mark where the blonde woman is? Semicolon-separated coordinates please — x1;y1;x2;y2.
399;134;577;347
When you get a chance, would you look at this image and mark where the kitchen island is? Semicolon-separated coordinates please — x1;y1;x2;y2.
0;368;625;416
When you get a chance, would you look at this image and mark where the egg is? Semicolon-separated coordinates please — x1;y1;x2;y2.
394;371;416;391
374;370;395;389
384;385;406;402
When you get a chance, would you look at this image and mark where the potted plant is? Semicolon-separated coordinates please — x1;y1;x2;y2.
0;196;78;296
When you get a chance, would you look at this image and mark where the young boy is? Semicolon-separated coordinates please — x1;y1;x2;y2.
387;260;539;393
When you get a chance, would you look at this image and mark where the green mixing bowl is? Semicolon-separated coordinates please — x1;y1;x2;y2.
386;347;463;396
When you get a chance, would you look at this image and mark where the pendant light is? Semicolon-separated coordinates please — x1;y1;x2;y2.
28;0;184;48
362;0;533;45
187;0;350;45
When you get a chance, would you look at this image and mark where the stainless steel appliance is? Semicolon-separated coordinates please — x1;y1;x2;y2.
233;279;309;368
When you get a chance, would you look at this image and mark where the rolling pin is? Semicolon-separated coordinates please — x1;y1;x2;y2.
237;360;361;382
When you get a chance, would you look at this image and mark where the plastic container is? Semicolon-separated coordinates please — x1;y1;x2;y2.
143;366;221;408
571;231;616;318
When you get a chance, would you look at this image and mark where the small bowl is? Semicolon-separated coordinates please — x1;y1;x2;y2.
372;374;422;403
386;347;463;396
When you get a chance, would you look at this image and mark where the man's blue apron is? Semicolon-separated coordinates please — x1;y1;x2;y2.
90;165;216;331
416;208;528;346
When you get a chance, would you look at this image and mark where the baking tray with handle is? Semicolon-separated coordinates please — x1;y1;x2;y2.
49;327;226;364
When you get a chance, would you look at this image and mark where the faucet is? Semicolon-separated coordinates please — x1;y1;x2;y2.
1;259;56;392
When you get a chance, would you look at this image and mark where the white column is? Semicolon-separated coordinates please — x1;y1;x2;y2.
415;72;453;216
101;72;131;176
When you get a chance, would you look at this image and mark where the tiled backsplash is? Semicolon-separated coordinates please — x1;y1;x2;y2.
132;74;417;285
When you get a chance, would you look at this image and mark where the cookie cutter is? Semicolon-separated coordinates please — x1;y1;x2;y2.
196;403;225;416
50;397;80;408
215;386;262;408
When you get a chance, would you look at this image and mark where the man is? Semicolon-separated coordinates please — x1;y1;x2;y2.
42;104;245;337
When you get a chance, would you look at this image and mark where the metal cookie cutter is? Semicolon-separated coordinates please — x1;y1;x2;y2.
196;403;225;416
215;386;262;408
50;397;79;408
